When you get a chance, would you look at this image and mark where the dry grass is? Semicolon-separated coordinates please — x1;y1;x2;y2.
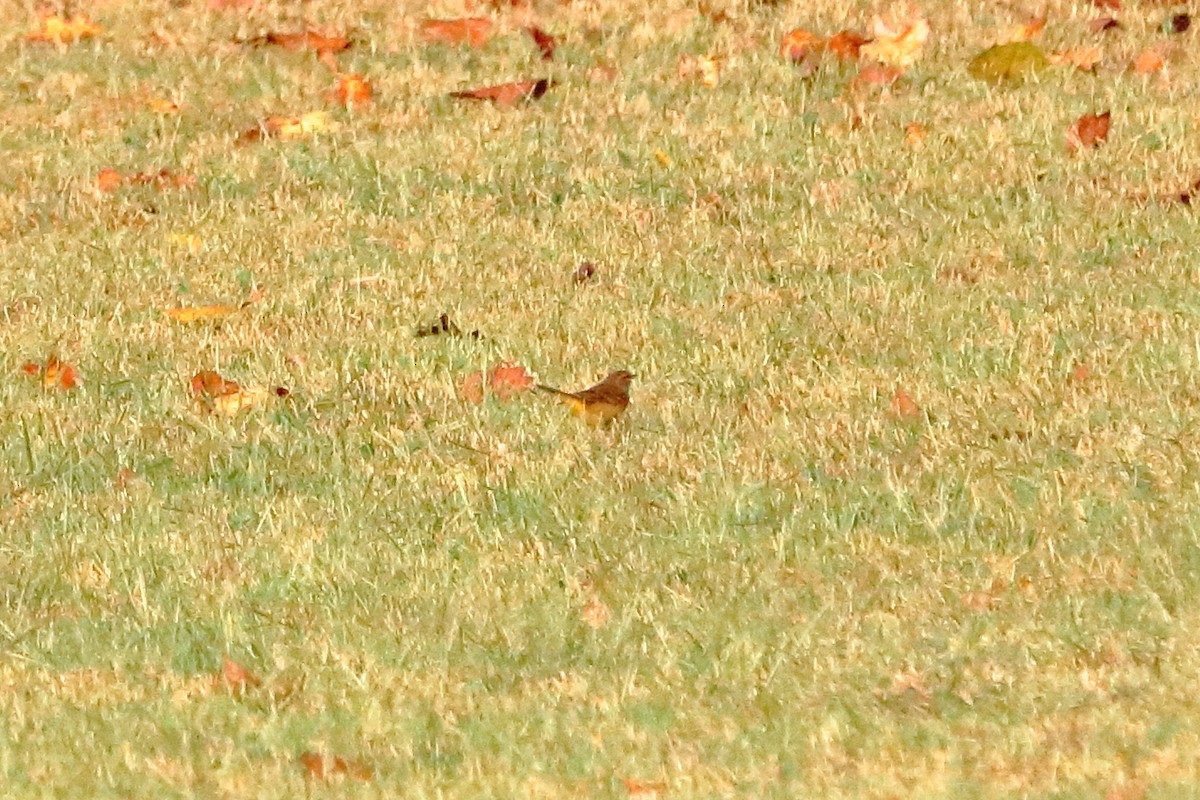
3;0;1200;796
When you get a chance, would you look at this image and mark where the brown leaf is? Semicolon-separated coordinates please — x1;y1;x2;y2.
1090;17;1121;33
449;78;551;106
489;362;534;400
297;752;373;782
420;18;493;48
1173;14;1191;34
243;30;351;53
573;262;598;283
779;28;822;62
190;370;241;399
460;371;485;404
827;30;869;60
27;14;102;43
527;26;557;60
1067;111;1110;152
889;388;920;420
220;657;261;693
1092;0;1120;9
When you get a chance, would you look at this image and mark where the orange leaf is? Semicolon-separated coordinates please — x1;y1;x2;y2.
861;13;929;67
677;54;721;87
1067;111;1110;152
620;778;668;799
27;14;103;43
1069;363;1091;383
165;304;241;323
220;658;261;693
420;18;493;48
827;30;868;60
330;74;372;107
191;370;241;399
890;389;920;420
1008;15;1046;43
461;371;485;404
96;168;122;193
298;752;373;782
526;26;557;61
146;98;180;114
489;362;534;400
904;121;927;146
779;28;822;61
449;79;552;107
1131;48;1165;75
42;356;80;390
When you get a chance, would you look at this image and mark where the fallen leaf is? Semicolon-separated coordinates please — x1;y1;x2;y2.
96;168;123;193
1090;17;1121;34
190;370;282;416
827;29;869;60
460;371;485;404
654;149;673;168
220;658;261;694
1131;47;1165;75
903;121;927;146
489;362;534;400
146;98;180;114
416;313;480;338
527;26;557;60
23;356;80;390
1007;15;1046;42
889;388;920;420
1093;0;1120;8
329;74;372;107
1067;111;1110;152
968;41;1049;82
298;752;373;782
449;79;552;106
573;262;598;283
1048;46;1103;71
241;30;351;53
420;18;493;48
854;63;903;87
779;28;822;62
581;595;610;629
1069;363;1091;383
1173;14;1191;34
620;778;667;799
677;54;721;87
190;370;241;399
164;304;242;323
861;12;929;67
27;14;103;43
240;111;338;143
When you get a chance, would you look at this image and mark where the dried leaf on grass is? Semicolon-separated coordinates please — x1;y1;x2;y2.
238;111;338;144
21;356;80;390
297;752;373;782
27;14;102;43
190;370;288;417
96;168;196;192
527;26;557;60
220;658;261;694
861;12;929;67
1067;111;1110;152
329;74;372;107
239;30;351;53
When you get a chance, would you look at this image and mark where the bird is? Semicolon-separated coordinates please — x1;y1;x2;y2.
537;370;634;426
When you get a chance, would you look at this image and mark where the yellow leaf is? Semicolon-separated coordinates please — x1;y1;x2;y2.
164;305;241;323
211;387;272;417
861;13;929;67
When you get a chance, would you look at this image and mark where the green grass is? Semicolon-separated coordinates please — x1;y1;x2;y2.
4;0;1200;796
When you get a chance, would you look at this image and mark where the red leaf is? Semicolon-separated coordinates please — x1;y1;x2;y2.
526;26;557;60
489;362;534;400
1067;111;1110;152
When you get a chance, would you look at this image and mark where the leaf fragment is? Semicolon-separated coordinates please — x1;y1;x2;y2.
241;30;351;53
526;26;557;60
449;79;552;106
22;356;80;390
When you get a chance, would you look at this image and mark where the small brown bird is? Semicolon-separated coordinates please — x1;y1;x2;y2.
537;370;634;425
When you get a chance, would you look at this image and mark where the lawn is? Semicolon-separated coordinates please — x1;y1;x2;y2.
3;0;1200;797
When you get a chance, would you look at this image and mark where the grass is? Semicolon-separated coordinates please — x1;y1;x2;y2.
4;0;1200;796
